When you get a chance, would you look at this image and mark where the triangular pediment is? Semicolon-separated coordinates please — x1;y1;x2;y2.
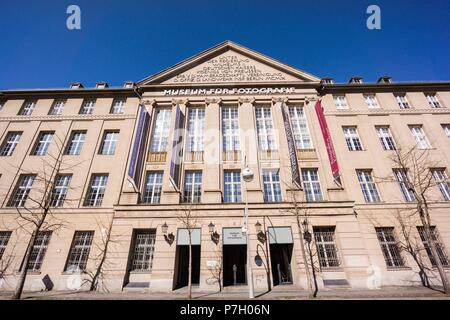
139;41;320;85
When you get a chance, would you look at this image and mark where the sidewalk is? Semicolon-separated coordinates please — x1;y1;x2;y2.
1;286;449;300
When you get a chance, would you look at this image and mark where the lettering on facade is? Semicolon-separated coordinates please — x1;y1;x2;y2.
164;87;295;96
171;55;288;83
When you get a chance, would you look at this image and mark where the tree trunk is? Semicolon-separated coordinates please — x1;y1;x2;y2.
307;241;319;298
188;231;192;300
296;216;313;294
13;230;38;300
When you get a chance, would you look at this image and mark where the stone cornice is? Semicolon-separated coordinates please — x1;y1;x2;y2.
320;82;450;94
325;107;450;116
0;114;136;122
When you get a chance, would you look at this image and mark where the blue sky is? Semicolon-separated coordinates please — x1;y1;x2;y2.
0;0;449;89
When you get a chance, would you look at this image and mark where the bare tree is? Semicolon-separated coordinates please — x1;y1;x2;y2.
206;245;223;293
379;145;450;293
0;238;17;288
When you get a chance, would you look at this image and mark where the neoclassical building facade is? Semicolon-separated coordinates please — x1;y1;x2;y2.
0;41;449;293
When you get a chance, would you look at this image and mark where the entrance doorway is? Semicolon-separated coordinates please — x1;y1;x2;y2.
173;245;201;289
223;244;247;286
270;243;293;286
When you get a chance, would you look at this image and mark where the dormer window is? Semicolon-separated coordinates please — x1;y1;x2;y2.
123;81;135;89
349;77;363;84
70;82;84;89
321;78;335;85
377;76;392;84
96;82;109;89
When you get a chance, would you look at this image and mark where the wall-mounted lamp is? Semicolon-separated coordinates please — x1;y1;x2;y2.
208;222;220;245
162;222;175;246
255;221;267;244
302;219;312;243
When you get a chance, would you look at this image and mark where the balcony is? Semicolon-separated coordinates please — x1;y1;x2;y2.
147;151;167;163
259;149;279;160
296;148;317;160
185;151;204;163
223;150;241;162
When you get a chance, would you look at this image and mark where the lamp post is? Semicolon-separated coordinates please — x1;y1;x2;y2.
242;166;255;299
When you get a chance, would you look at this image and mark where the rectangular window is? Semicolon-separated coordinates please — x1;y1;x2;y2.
333;95;348;109
79;99;96;114
395;94;410;109
376;126;396;150
65;231;94;271
343;126;363;151
314;227;340;268
142;172;163;204
186;108;205;152
262;169;282;202
393;169;416;202
255;107;277;151
302;169;323;202
364;94;379;109
375;227;404;267
84;174;108;207
417;226;449;267
442;124;450;139
223;170;242;203
357;170;380;203
432;169;450;201
183;171;202;203
99;130;119;155
27;231;52;271
0;132;22;156
110;99;126;114
150;108;172;152
130;230;156;272
65;131;86;155
222;107;240;151
0;231;12;260
32;132;54;156
18;100;36;116
49;100;66;115
50;174;72;207
425;93;443;108
409;125;431;149
8;175;36;207
289;106;313;149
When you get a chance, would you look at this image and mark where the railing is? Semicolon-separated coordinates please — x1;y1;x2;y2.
184;151;204;163
147;151;167;163
259;149;279;160
296;148;317;160
222;150;241;162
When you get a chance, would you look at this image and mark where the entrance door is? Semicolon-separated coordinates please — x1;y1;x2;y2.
174;245;201;289
270;243;293;286
223;244;247;286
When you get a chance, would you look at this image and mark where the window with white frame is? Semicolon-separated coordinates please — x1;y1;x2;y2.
130;230;156;271
222;107;240;151
443;124;450;139
364;94;379;109
255;107;277;151
375;227;404;267
395;94;410;109
65;131;86;155
289;106;313;149
343;126;363;151
110;99;126;114
32;132;54;156
375;126;396;150
26;231;52;272
313;226;340;268
223;170;242;203
409;125;431;149
186;108;205;152
150;108;172;152
99;130;119;155
262;169;282;202
183;171;202;203
333;95;348;109
393;169;416;202
425;93;442;108
8;175;36;207
302;169;323;202
65;231;94;271
0;231;12;260
142;172;163;204
417;226;449;267
84;174;108;207
357;170;380;203
49;100;66;115
431;169;450;201
18;100;36;116
79;99;96;114
0;132;22;156
50;175;72;207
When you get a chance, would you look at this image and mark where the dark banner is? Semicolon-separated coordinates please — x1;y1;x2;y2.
169;105;185;190
281;102;301;188
127;104;151;188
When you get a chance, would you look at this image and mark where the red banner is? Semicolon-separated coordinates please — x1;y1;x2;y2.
315;100;341;184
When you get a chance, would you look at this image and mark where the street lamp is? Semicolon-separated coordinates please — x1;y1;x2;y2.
242;166;255;299
209;222;220;245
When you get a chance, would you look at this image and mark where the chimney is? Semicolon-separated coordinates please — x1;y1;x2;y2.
320;77;335;85
96;82;109;89
70;82;84;89
377;76;392;84
349;77;363;84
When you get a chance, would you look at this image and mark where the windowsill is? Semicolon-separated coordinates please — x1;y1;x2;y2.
386;266;411;271
320;267;343;272
129;271;152;274
15;271;41;275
